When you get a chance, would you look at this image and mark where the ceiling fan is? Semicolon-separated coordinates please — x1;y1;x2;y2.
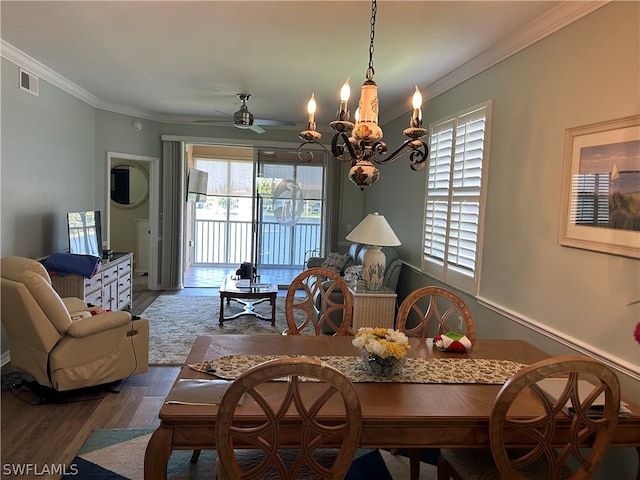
194;93;296;134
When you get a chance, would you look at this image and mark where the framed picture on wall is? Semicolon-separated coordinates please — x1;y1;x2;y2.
559;115;640;259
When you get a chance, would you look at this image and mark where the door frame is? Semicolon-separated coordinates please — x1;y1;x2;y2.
106;151;160;290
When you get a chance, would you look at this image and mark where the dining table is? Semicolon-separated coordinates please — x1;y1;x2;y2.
143;334;640;480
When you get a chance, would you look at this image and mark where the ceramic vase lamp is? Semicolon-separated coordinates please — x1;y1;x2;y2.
346;212;401;290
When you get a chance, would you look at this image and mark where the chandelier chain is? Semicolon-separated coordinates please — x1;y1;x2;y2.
367;0;377;80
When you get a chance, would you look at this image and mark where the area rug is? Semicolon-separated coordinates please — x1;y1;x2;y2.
64;428;439;479
142;294;288;365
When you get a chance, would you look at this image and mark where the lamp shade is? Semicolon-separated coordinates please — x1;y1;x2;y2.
346;212;400;247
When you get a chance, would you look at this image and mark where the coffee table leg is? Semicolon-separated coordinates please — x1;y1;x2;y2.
219;294;225;326
144;426;172;480
270;293;276;326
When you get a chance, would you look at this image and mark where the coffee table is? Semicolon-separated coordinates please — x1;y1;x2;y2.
218;275;277;326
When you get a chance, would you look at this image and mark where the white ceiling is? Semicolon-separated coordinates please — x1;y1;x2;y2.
1;1;605;132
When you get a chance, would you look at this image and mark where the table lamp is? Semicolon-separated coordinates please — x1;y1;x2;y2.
346;212;401;290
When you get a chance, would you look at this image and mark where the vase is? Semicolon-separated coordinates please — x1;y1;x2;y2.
361;349;405;377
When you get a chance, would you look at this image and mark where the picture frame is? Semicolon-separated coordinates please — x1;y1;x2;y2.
559;115;640;259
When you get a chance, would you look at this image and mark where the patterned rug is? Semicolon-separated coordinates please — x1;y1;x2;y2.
65;429;439;479
141;294;289;365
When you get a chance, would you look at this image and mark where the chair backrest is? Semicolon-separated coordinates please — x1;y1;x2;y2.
490;356;621;479
215;357;362;480
284;267;353;336
395;286;476;343
0;256;73;386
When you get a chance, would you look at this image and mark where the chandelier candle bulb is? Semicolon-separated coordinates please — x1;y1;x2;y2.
338;78;350;121
306;93;316;130
411;86;423;128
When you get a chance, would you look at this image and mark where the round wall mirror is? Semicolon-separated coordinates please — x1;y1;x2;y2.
111;163;148;208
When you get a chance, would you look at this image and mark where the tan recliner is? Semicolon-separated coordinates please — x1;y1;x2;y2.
1;256;149;391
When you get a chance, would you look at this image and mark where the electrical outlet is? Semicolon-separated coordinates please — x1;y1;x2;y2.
457;315;464;331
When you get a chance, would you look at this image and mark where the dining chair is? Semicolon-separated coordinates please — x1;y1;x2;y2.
395;286;476;344
214;357;363;480
437;355;621;480
393;286;476;480
283;267;354;336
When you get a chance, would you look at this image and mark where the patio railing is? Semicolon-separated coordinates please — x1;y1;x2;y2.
194;219;321;267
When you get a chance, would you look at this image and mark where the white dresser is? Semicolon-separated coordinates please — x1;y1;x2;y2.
50;252;133;311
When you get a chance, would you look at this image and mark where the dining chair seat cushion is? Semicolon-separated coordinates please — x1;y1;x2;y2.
439;448;571;479
216;448;342;479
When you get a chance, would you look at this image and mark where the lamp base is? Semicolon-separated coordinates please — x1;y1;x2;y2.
362;246;385;291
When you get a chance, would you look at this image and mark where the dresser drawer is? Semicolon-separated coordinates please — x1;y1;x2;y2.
101;265;119;285
85;289;103;307
84;274;103;293
118;273;131;294
117;292;131;310
118;257;132;276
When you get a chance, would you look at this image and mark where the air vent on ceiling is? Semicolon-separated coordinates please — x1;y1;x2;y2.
19;68;39;96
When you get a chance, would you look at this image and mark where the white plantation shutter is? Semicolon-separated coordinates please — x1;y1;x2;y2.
423;103;491;293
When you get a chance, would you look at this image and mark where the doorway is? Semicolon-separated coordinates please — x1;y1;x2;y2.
106;151;160;290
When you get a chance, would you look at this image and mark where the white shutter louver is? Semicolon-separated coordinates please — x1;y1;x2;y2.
423;103;490;290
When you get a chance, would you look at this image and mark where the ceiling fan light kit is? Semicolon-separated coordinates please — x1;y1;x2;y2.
296;0;429;190
233;93;254;129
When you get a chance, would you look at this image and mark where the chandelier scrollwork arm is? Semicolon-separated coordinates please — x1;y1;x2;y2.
369;137;429;171
297;138;328;163
331;131;360;162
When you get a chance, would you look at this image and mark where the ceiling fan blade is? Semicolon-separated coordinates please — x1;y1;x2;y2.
249;124;266;134
254;118;297;127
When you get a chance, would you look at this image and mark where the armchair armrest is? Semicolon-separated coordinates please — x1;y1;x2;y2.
62;297;89;314
66;311;133;338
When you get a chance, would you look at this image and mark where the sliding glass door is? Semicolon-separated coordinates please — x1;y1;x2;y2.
187;145;327;288
254;149;326;286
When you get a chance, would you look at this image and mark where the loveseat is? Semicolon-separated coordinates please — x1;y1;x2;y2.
306;243;401;333
306;242;401;293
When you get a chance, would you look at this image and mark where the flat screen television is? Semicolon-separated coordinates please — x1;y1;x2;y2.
67;210;103;258
187;168;208;202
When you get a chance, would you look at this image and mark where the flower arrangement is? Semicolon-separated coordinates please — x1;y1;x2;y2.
352;327;411;359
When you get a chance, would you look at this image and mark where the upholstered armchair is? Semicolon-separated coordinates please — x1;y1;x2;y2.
1;256;149;392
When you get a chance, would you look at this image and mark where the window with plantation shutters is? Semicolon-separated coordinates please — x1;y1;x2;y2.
423;102;492;293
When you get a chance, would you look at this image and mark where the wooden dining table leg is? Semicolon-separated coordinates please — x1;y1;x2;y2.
409;448;420;480
144;426;173;480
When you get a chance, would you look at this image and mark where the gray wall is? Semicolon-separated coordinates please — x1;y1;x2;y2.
367;1;639;389
365;5;639;473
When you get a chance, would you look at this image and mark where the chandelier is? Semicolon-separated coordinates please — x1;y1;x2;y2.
297;0;429;190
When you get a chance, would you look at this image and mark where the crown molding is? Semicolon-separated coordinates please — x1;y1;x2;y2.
1;39;100;107
3;1;610;126
384;1;610;122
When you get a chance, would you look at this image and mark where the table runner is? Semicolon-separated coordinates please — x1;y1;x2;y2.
190;354;527;384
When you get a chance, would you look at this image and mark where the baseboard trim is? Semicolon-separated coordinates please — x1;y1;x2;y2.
1;350;11;368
